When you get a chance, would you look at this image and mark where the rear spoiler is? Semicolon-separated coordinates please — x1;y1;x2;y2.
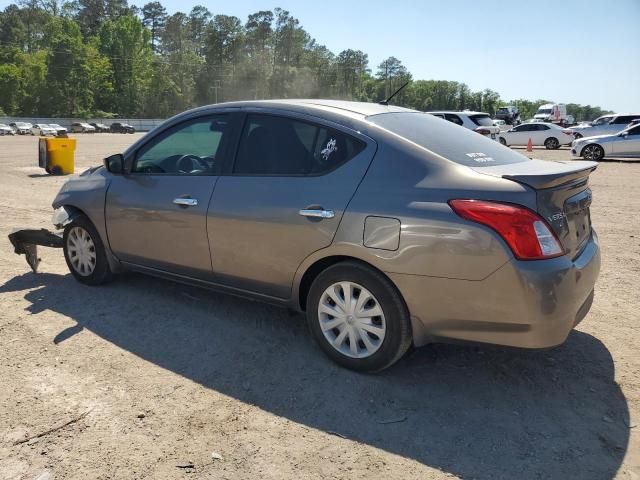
474;160;598;190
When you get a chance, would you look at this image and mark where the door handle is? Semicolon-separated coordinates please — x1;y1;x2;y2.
173;197;198;207
299;208;335;219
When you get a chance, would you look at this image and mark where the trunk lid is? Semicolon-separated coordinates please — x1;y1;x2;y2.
473;159;597;258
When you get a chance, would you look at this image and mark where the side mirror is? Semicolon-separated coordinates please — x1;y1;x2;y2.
104;153;124;174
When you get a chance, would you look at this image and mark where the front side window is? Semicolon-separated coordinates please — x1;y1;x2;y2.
593;116;612;126
233;114;365;175
624;125;640;136
133;115;228;175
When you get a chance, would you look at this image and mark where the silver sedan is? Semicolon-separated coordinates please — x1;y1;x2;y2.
572;123;640;161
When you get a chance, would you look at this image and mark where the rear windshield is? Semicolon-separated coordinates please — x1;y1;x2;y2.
496;108;510;114
367;112;528;167
469;114;495;127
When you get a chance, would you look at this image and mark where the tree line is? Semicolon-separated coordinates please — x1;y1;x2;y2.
0;0;612;120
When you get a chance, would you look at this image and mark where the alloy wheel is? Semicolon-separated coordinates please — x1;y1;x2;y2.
582;144;603;161
317;281;386;359
545;138;559;149
66;226;97;276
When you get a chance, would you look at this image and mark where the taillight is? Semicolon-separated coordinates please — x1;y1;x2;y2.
562;129;573;136
474;127;491;136
448;200;564;260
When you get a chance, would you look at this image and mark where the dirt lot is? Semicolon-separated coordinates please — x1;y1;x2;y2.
0;134;638;480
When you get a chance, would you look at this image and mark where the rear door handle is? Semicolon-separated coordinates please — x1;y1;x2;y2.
173;197;198;207
299;208;335;219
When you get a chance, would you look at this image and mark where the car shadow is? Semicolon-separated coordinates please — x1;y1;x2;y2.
0;272;629;480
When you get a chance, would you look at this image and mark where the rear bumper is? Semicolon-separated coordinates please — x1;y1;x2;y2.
389;231;601;349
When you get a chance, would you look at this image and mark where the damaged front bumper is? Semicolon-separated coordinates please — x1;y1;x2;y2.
8;207;74;273
8;229;63;273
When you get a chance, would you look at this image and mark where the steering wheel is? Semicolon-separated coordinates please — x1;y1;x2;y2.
177;154;205;174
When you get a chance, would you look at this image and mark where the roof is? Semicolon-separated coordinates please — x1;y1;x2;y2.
204;99;417;117
428;111;490;116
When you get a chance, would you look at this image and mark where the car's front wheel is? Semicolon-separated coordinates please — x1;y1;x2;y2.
63;215;113;286
582;144;605;161
306;261;412;372
499;137;508;146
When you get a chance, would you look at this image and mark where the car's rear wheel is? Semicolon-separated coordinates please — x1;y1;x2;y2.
544;137;560;149
581;144;604;161
306;261;412;372
63;215;113;286
499;137;508;146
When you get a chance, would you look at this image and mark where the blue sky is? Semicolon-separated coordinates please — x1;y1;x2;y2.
3;0;639;111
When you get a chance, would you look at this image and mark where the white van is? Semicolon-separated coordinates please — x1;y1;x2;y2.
534;103;569;125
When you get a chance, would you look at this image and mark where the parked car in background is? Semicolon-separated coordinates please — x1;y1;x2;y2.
572;123;640;161
570;113;640;139
493;119;506;128
47;100;600;372
495;106;520;125
90;122;110;133
71;122;96;133
499;122;574;149
429;111;500;140
31;124;57;136
0;123;16;135
10;122;32;135
110;122;136;134
534;103;570;125
48;123;68;136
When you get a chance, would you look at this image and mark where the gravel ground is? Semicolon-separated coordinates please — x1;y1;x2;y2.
0;134;638;480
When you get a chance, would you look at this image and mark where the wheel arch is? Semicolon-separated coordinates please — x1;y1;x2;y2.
296;254;405;313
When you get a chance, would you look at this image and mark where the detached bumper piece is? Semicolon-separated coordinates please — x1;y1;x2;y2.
8;229;63;273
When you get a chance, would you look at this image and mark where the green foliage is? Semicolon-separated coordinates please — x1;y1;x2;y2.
0;2;613;119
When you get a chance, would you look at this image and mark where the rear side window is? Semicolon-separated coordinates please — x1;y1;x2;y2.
612;115;640;124
368;112;528;167
469;114;494;127
233;114;365;175
444;113;463;125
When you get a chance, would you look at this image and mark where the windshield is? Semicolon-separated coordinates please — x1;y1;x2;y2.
496;108;509;114
537;108;552;114
469;114;495;127
367;112;528;167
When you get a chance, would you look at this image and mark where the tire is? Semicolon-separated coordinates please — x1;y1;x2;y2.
306;261;412;372
499;137;508;146
63;215;113;286
581;144;604;161
544;137;560;150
